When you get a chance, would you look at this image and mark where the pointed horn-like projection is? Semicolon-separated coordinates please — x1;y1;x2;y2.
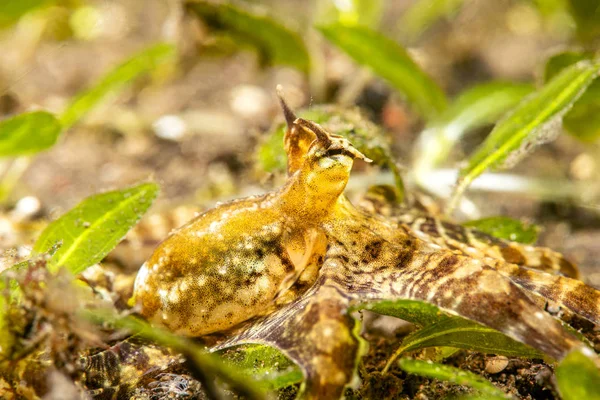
295;118;333;148
276;84;297;129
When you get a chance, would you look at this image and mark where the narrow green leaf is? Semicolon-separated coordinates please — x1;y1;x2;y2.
0;111;62;157
0;0;50;27
357;298;547;368
544;51;600;142
82;309;264;399
556;349;600;400
451;60;600;209
59;43;175;129
33;182;159;274
318;24;447;119
220;344;303;390
463;216;539;244
258;105;404;195
544;51;591;82
398;316;546;359
399;358;508;399
562;82;600;141
414;81;534;171
463;60;599;173
567;0;600;44
353;299;450;327
186;1;309;72
398;0;466;41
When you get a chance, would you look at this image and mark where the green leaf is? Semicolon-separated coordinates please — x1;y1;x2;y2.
544;51;600;142
567;0;600;44
33;182;159;274
318;24;447;120
0;0;50;28
257;123;287;173
398;0;466;41
186;1;309;72
450;60;600;210
357;298;546;374
353;298;450;327
0;260;36;357
0;111;62;157
562;81;600;141
414;81;534;171
397;316;545;359
59;43;175;129
220;344;303;390
544;51;591;82
398;358;508;399
463;216;539;244
82;309;264;399
258;105;404;194
556;349;600;400
0;279;10;357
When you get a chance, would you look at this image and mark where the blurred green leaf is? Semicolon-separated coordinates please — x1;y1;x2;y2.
317;0;384;27
399;0;466;41
186;0;309;72
354;298;450;327
318;24;447;119
398;316;545;359
258;123;286;173
220;344;302;390
544;51;591;81
33;182;159;274
0;0;50;27
463;216;539;244
336;0;384;26
0;279;10;357
562;82;600;141
414;81;534;171
450;60;600;211
399;358;508;399
545;51;600;142
59;43;176;129
567;0;600;44
83;309;264;399
0;260;42;358
258;105;404;194
556;350;600;400
0;111;62;157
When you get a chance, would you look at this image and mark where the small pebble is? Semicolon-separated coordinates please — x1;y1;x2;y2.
485;355;509;374
12;196;41;221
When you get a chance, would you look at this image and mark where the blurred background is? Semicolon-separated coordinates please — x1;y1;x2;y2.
0;0;599;282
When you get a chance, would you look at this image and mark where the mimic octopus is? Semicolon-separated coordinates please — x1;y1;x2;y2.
130;92;600;399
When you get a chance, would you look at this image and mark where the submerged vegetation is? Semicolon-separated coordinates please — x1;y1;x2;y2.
0;0;599;398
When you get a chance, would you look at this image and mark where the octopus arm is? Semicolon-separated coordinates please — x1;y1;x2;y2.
395;214;578;278
488;260;600;325
324;250;587;361
214;278;362;400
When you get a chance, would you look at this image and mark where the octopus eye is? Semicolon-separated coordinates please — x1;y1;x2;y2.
294;118;372;163
323;147;356;159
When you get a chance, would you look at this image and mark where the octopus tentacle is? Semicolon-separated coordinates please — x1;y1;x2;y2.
324;246;584;361
395;213;579;278
322;204;588;361
215;279;362;400
358;187;579;278
486;260;600;325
